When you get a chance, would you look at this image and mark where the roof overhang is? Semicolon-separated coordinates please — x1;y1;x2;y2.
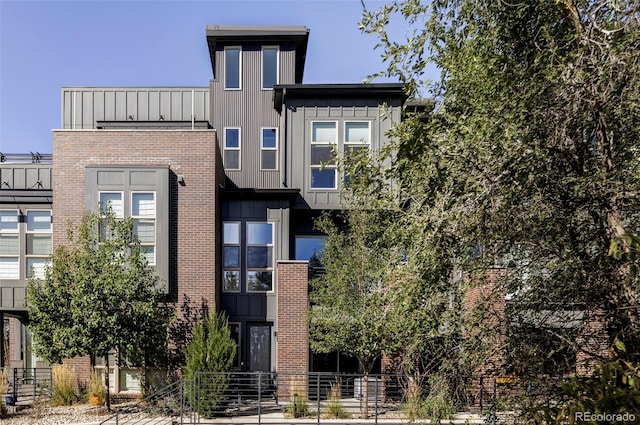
273;83;407;112
206;25;310;83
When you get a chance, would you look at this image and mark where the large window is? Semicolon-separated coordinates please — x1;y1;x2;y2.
0;209;52;280
224;128;241;170
261;128;278;170
225;47;241;90
25;210;52;279
223;222;241;292
310;121;337;189
262;46;278;89
247;222;273;292
0;210;20;279
131;192;156;266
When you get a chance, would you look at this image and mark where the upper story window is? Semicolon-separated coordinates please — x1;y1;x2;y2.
131;192;156;266
262;46;278;90
26;210;52;279
224;128;241;170
223;222;241;292
261;128;278;170
225;47;242;90
246;222;274;292
310;121;338;189
0;210;20;279
99;192;124;218
344;121;371;153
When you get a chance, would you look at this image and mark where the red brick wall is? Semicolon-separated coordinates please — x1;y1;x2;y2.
276;261;309;374
52;129;220;383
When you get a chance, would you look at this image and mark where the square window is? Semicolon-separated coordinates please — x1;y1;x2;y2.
99;192;123;218
247;246;272;268
247;271;272;292
0;211;18;231
132;193;155;217
224;246;240;268
27;211;51;232
133;220;155;243
224;271;240;292
345;122;370;144
247;223;273;245
224;222;240;244
312;122;337;143
27;234;51;255
0;258;19;279
27;258;49;279
139;246;155;265
311;169;337;189
0;234;19;255
311;145;335;165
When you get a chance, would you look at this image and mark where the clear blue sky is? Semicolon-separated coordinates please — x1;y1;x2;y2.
0;0;432;154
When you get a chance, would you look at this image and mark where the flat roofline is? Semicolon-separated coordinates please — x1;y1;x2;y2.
206;25;310;84
273;83;407;111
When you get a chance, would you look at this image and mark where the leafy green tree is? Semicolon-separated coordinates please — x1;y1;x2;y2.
182;311;236;418
27;209;174;409
358;0;640;419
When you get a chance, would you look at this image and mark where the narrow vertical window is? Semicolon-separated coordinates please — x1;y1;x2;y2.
224;128;241;170
262;46;278;89
261;128;278;170
246;222;273;292
223;222;241;292
26;210;52;279
131;192;156;266
310;121;337;189
225;47;241;90
0;210;20;279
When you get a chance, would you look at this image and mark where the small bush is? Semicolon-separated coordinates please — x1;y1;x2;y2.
403;374;454;421
285;378;310;418
325;382;350;419
86;371;106;405
51;364;77;406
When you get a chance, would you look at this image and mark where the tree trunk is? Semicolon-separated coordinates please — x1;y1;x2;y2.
104;354;111;411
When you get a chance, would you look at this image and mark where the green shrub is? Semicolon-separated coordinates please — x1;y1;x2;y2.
182;311;236;418
325;382;350;419
85;371;106;405
403;374;454;421
51;364;77;406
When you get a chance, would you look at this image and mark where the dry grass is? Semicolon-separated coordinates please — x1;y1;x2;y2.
51;364;77;406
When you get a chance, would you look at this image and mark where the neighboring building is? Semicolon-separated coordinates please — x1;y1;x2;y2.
0;25;406;390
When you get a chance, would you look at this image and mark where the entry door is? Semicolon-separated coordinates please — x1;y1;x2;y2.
248;324;271;372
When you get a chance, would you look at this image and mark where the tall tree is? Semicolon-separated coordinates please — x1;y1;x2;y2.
27;209;174;408
358;0;640;419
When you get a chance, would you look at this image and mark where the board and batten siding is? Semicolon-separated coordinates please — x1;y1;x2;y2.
61;87;210;129
284;99;402;210
211;45;298;189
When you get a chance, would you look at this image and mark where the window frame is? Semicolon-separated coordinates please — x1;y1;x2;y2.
223;127;242;171
246;222;274;293
25;209;52;280
261;46;279;90
260;127;278;171
222;221;241;293
310;121;338;190
224;46;242;90
0;209;20;280
130;191;156;266
99;191;124;219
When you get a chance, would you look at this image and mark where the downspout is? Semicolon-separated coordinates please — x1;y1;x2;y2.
282;88;287;188
191;89;195;130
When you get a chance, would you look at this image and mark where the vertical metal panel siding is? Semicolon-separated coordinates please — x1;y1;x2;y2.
61;87;210;129
212;45;291;189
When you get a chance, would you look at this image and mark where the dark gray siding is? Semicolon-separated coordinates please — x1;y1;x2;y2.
85;167;170;292
211;45;297;189
62;88;210;129
283;98;402;209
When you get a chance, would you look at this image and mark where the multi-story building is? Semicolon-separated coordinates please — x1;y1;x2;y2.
0;25;406;391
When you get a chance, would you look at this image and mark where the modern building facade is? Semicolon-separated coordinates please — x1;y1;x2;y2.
0;25;406;391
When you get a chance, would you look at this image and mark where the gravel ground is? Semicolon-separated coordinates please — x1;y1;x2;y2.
3;402;121;425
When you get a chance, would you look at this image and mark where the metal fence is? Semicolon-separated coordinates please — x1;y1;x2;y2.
102;371;485;424
3;367;52;405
